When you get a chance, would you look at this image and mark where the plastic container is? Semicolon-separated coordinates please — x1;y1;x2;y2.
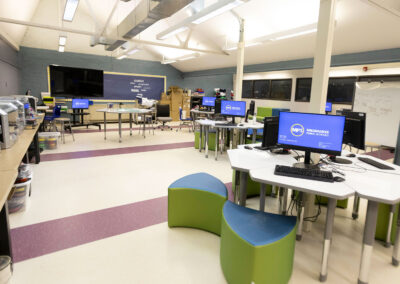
38;132;60;150
7;179;31;213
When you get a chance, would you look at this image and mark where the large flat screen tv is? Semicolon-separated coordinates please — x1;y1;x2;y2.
49;65;104;98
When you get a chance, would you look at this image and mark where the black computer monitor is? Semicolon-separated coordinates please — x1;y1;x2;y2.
261;116;279;148
72;99;89;109
202;96;216;107
220;100;246;118
245;100;255;122
325;102;332;112
277;112;346;167
342;111;366;150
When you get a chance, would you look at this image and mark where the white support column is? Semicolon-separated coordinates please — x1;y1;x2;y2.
304;0;337;232
234;18;245;101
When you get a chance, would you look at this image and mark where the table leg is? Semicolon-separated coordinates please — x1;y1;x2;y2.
385;205;396;248
259;184;266;212
392;205;400;266
199;125;203;153
129;113;132;136
220;129;224;154
215;128;219;161
252;129;257;144
103;112;107;140
319;198;337;282
297;192;305;241
118;113;122;143
239;171;248;207
230;129;233;150
34;131;40;164
234;170;240;204
279;187;288;215
143;114;146;138
205;126;209;158
0;205;13;270
358;200;379;284
353;195;360;220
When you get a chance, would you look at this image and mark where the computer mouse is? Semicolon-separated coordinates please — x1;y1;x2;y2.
333;176;345;182
238;123;244;127
346;153;356;158
244;145;253;150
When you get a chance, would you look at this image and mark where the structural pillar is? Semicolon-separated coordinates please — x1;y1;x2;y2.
234;17;245;101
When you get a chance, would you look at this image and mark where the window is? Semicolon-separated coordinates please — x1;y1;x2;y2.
242;80;253;98
253;80;270;99
327;77;356;104
269;79;292;101
295;78;312;102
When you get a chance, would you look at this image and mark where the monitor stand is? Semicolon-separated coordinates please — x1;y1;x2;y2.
270;148;291;155
328;155;352;165
293;151;319;169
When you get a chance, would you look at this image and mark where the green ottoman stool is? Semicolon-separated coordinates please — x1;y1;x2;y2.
168;172;228;235
232;170;273;197
194;130;216;151
316;196;349;209
375;203;399;246
220;201;297;284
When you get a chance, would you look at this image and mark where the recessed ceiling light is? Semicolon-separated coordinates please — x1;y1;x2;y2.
59;36;67;46
58;46;65;52
63;0;79;22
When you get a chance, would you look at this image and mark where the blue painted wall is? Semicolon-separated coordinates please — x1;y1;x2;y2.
0;38;19;96
19;46;184;100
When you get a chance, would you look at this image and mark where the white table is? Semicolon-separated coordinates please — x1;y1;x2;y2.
97;108;152;142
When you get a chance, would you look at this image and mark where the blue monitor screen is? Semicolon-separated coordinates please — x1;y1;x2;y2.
72;99;89;109
202;96;216;107
24;103;30;109
277;112;345;154
220;100;246;117
325;102;332;112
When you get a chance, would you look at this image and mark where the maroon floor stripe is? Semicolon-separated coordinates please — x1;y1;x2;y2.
41;141;194;162
73;125;191;134
11;182;233;263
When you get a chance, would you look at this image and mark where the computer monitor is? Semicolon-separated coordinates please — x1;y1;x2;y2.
220;100;246;118
245;100;255;122
72;99;89;109
202;96;216;107
261;116;279;148
342;111;366;150
325;102;332;112
277;112;345;167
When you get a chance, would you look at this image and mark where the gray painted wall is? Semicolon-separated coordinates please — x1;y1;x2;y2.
0;38;20;96
19;46;184;100
180;73;233;97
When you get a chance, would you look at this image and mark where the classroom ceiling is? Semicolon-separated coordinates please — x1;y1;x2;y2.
0;0;399;72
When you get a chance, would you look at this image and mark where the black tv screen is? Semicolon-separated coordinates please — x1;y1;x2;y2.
49;65;104;98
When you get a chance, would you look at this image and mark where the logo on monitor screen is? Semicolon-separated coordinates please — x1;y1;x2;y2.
290;123;305;137
226;105;232;111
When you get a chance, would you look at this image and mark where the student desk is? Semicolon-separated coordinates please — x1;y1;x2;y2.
97;108;152;142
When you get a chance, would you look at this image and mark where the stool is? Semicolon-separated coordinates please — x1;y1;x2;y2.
54;117;75;144
232;170;273;198
168;172;228;235
375;203;399;247
194;130;216;151
220;201;297;284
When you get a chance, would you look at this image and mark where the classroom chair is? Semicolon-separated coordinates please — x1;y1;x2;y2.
177;107;193;132
156;104;172;130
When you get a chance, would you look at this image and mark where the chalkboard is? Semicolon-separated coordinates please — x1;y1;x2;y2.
103;72;166;100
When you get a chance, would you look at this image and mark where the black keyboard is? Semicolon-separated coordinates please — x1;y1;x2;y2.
357;157;395;170
274;165;334;183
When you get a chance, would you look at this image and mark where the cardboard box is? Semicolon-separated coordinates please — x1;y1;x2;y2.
161;92;171;101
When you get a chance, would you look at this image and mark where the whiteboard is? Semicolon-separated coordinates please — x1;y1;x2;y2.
353;82;400;147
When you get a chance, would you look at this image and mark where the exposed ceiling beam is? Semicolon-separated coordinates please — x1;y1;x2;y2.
84;0;101;33
0;16;227;55
100;0;119;36
363;0;400;19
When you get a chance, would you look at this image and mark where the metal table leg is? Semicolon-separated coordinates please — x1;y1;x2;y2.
252;129;257;144
296;192;304;241
259;184;266;212
103;112;107;140
230;129;233;150
234;170;240;204
353;195;360;220
118;113;122;143
215;128;219;161
220;128;224;154
129;113;132;136
205;125;209;158
279;187;288;215
199;124;203;153
239;171;248;207
358;200;379;284
319;198;337;282
392;205;400;266
143;113;146;138
385;204;396;248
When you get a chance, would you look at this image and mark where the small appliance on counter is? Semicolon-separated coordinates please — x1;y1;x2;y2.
0;99;26;132
0;103;19;149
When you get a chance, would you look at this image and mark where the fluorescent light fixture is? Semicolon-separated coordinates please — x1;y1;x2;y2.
116;54;127;60
158;26;189;40
58;46;65;52
127;48;140;55
63;0;79;22
59;36;67;46
271;28;317;41
161;59;177;65
192;0;246;25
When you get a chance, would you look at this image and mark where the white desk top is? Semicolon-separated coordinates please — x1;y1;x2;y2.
97;108;151;114
191;109;214;114
195;119;263;130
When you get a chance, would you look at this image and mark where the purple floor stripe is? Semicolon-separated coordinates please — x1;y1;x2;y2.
73;125;190;134
11;182;233;263
41;141;194;162
365;149;395;160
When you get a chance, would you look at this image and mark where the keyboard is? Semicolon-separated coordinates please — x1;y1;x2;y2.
274;165;334;183
357;157;395;170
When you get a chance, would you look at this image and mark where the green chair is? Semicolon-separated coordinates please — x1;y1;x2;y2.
168;172;228;235
316;196;349;209
375;203;399;246
249;107;273;122
194;130;216;151
220;201;297;284
232;170;274;197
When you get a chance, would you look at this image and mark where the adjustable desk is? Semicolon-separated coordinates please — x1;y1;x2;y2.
97;108;152;142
